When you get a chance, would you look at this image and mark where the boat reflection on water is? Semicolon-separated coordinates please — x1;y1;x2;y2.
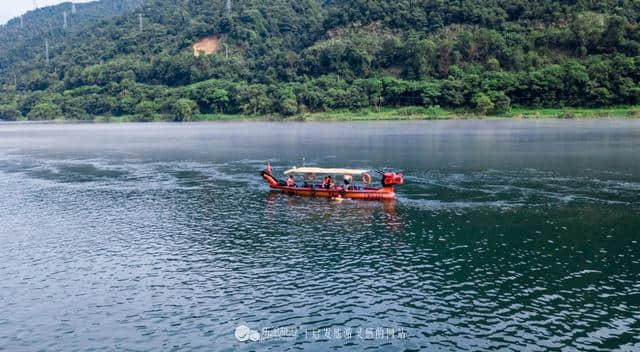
264;191;404;234
381;200;403;233
264;190;280;213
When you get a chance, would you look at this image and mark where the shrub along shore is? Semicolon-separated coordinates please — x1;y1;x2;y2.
62;105;640;122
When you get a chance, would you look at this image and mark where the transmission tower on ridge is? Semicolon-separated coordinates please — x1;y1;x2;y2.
63;11;68;29
33;0;38;9
72;2;77;14
139;13;143;31
20;15;24;28
45;39;49;65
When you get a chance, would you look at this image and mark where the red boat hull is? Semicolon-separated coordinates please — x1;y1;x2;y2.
261;171;397;200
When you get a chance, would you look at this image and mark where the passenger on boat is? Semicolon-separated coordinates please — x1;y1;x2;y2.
286;175;296;187
303;173;314;189
323;176;334;189
343;175;352;190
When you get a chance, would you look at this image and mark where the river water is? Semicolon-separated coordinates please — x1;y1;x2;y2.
0;120;639;351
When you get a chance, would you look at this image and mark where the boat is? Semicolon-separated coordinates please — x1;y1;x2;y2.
260;164;404;200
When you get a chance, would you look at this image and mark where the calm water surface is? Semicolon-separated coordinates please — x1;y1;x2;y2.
0;120;639;351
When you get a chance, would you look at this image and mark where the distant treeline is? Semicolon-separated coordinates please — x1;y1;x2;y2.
1;0;639;120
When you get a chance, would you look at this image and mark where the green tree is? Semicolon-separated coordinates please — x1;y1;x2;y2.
240;85;272;115
276;87;298;115
27;103;62;120
135;101;157;122
418;82;441;107
173;98;199;121
361;78;383;108
489;91;511;115
486;58;500;71
472;93;494;115
440;80;466;107
602;16;627;52
0;104;22;121
205;88;230;113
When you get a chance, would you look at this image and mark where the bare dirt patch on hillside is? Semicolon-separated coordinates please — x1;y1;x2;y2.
192;36;220;56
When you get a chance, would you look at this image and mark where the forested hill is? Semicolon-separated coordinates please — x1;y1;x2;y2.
0;0;144;76
1;0;639;121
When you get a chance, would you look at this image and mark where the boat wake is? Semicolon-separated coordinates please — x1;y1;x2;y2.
399;168;640;210
0;153;637;211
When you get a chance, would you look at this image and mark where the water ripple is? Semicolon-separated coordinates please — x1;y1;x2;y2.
0;122;639;351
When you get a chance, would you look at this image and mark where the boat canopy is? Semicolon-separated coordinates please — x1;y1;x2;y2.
284;167;369;175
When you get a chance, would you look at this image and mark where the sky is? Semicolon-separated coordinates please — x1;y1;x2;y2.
0;0;94;25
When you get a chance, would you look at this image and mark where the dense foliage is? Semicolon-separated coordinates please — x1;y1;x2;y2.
1;0;639;120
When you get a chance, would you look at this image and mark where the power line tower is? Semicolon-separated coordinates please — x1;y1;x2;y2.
63;11;68;29
45;39;49;65
20;15;24;28
226;0;232;14
72;2;77;14
139;13;143;31
33;0;38;9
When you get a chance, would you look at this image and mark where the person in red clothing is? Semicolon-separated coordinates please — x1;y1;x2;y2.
286;175;296;187
322;176;334;189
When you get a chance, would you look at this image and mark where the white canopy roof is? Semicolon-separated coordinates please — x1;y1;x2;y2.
284;167;369;175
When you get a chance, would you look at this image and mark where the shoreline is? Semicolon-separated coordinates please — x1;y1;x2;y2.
92;105;640;122
4;106;639;123
282;106;640;122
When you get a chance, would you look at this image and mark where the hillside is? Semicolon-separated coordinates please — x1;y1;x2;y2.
0;1;143;77
0;0;639;121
